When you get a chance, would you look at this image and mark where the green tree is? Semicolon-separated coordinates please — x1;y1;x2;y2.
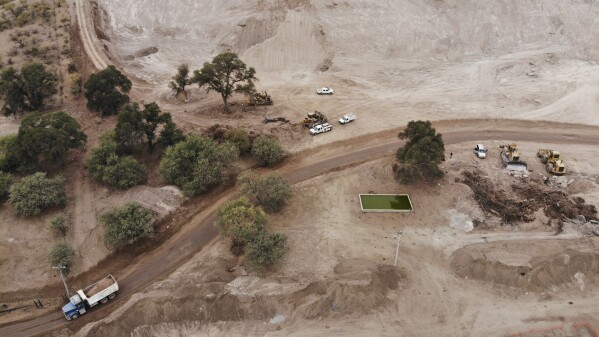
48;243;75;269
168;63;191;96
246;232;286;270
9;172;67;216
394;120;445;184
237;171;292;213
100;202;153;248
84;65;132;116
191;52;257;111
215;197;267;246
252;135;284;167
0;63;57;116
16;111;87;170
0;171;12;201
49;213;69;237
115;102;177;152
224;128;252;156
0;135;22;172
88;134;146;189
158;119;185;148
159;135;238;196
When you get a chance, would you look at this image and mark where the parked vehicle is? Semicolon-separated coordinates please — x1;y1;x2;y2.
339;113;356;124
499;143;527;171
473;144;487;159
62;275;118;320
317;87;334;95
310;123;332;135
538;149;566;175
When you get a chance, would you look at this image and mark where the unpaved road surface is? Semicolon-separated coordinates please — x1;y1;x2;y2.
2;120;599;337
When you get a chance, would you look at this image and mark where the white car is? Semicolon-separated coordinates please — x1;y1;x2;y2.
474;144;488;159
309;123;332;135
339;114;356;124
317;87;334;95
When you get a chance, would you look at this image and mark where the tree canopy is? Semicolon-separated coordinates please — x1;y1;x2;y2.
159;135;238;196
191;52;257;111
88;132;146;189
168;63;191;96
0;171;12;201
237;171;292;213
0;63;57;116
84;65;132;116
101;202;153;248
48;243;75;270
115;102;181;152
9;172;67;216
394;120;445;184
251;135;284;167
215;197;267;247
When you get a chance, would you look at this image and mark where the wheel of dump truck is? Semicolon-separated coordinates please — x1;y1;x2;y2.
71;313;79;320
100;297;108;304
108;293;116;300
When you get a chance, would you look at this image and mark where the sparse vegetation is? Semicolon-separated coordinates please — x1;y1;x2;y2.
101;202;153;248
69;73;81;96
88;133;146;189
0;170;12;201
159;135;238;196
49;213;69;237
84;65;132;116
191;52;257;111
237;171;292;213
251;135;284;167
0;63;57;116
48;243;74;270
9;172;66;216
393;120;445;184
168;63;191;96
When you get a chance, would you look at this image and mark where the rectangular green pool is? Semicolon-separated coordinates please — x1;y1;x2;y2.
359;194;413;212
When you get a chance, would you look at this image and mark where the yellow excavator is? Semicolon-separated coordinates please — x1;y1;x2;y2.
537;149;566;175
499;143;528;171
301;111;327;128
248;91;273;106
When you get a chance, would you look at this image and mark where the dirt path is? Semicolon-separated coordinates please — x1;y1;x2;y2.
2;121;599;337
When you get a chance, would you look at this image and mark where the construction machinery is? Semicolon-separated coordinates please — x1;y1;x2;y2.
302;111;328;128
537;149;566;175
499;143;528;171
248;91;273;106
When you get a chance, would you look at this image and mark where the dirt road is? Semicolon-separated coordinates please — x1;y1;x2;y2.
2;120;599;337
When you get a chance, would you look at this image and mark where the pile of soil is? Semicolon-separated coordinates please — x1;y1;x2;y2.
512;184;597;221
86;278;114;297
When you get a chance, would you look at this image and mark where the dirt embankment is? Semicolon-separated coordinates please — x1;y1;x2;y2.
78;258;402;337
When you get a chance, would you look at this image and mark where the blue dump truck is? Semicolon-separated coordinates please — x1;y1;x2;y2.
62;275;119;320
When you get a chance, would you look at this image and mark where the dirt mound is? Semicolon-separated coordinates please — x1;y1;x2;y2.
86;278;114;297
461;171;597;224
451;247;599;291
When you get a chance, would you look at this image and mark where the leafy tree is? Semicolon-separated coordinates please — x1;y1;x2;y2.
48;243;75;269
84;65;132;116
225;128;252;156
0;135;22;172
246;232;286;270
394;120;445;184
9;172;67;216
159;135;238;196
158;119;185;148
252;135;284;167
115;102;178;152
0;63;57;116
49;213;69;237
100;202;153;248
168;63;191;96
215;197;266;246
237;171;292;213
88;134;146;189
16;111;86;170
191;52;257;111
0;171;12;201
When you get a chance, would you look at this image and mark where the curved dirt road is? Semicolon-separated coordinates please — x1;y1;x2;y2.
2;120;599;337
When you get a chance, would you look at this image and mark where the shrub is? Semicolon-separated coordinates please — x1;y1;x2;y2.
9;172;66;216
48;243;74;269
246;232;286;270
224;128;252;156
237;171;292;213
49;213;69;236
252;135;284;167
215;197;266;246
88;134;146;189
0;171;12;201
100;202;153;248
159;135;238;196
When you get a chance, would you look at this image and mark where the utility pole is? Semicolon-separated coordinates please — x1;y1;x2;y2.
52;266;70;298
394;230;403;267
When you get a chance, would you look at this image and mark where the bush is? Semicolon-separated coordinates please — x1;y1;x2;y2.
215;197;266;246
224;128;252;156
0;171;12;201
246;232;286;270
48;242;74;269
252;135;284;167
237;171;292;213
100;202;153;248
9;172;66;216
49;213;69;236
88;134;146;189
159;135;238;196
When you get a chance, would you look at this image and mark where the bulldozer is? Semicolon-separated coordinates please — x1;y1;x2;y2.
301;111;327;128
537;149;566;175
499;143;528;171
248;91;273;106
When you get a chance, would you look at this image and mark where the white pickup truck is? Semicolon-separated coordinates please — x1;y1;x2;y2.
316;87;334;95
338;114;356;124
310;123;332;135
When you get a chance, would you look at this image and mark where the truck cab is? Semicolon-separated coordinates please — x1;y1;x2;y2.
62;294;86;320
